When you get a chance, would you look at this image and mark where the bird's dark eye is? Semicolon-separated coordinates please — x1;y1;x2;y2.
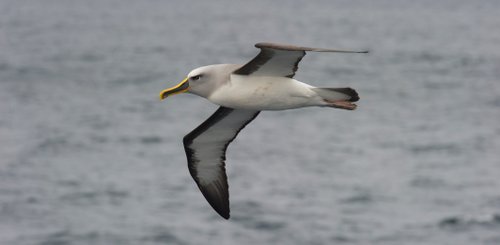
191;75;202;81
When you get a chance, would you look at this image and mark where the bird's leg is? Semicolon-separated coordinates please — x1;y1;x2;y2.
323;99;357;110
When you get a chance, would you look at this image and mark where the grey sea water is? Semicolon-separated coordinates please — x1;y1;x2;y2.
1;0;500;244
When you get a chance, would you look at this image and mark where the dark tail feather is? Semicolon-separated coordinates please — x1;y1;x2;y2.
324;88;359;102
312;87;359;102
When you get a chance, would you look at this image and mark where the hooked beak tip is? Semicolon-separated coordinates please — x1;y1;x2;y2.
159;91;168;100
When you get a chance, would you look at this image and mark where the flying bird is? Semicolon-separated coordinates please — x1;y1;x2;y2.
160;42;368;219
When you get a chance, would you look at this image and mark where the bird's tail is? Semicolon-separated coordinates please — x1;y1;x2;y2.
311;87;359;110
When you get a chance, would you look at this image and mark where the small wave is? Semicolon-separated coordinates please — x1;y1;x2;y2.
0;63;54;78
142;230;186;245
412;52;444;63
59;189;129;206
409;143;460;154
108;73;164;86
410;176;447;189
231;201;287;231
36;136;70;153
79;53;104;62
340;193;374;204
40;230;72;245
438;214;500;230
140;136;163;144
325;67;357;76
117;135;163;145
40;230;127;245
232;217;287;232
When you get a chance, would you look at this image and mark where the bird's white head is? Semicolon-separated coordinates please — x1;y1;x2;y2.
160;64;240;100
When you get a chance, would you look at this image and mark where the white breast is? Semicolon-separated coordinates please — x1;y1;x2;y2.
208;75;321;110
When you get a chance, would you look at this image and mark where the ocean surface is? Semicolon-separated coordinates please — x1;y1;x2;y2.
1;0;500;244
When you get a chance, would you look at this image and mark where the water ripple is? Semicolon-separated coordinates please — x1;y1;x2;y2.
438;214;500;230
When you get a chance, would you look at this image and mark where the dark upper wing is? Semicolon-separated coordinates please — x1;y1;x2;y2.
233;42;368;78
183;106;260;219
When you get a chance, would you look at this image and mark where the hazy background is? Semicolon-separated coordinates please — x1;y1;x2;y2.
1;0;500;244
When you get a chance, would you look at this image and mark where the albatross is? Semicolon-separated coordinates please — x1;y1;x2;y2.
160;42;368;219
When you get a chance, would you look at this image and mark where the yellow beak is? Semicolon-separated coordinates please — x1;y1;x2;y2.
159;77;190;100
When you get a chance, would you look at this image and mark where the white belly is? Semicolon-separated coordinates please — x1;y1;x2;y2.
208;75;321;110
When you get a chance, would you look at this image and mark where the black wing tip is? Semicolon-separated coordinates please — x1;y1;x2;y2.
206;195;230;219
196;178;231;220
219;210;230;219
255;42;272;48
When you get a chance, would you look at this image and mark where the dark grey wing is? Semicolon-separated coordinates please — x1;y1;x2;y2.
183;106;260;219
233;42;368;78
